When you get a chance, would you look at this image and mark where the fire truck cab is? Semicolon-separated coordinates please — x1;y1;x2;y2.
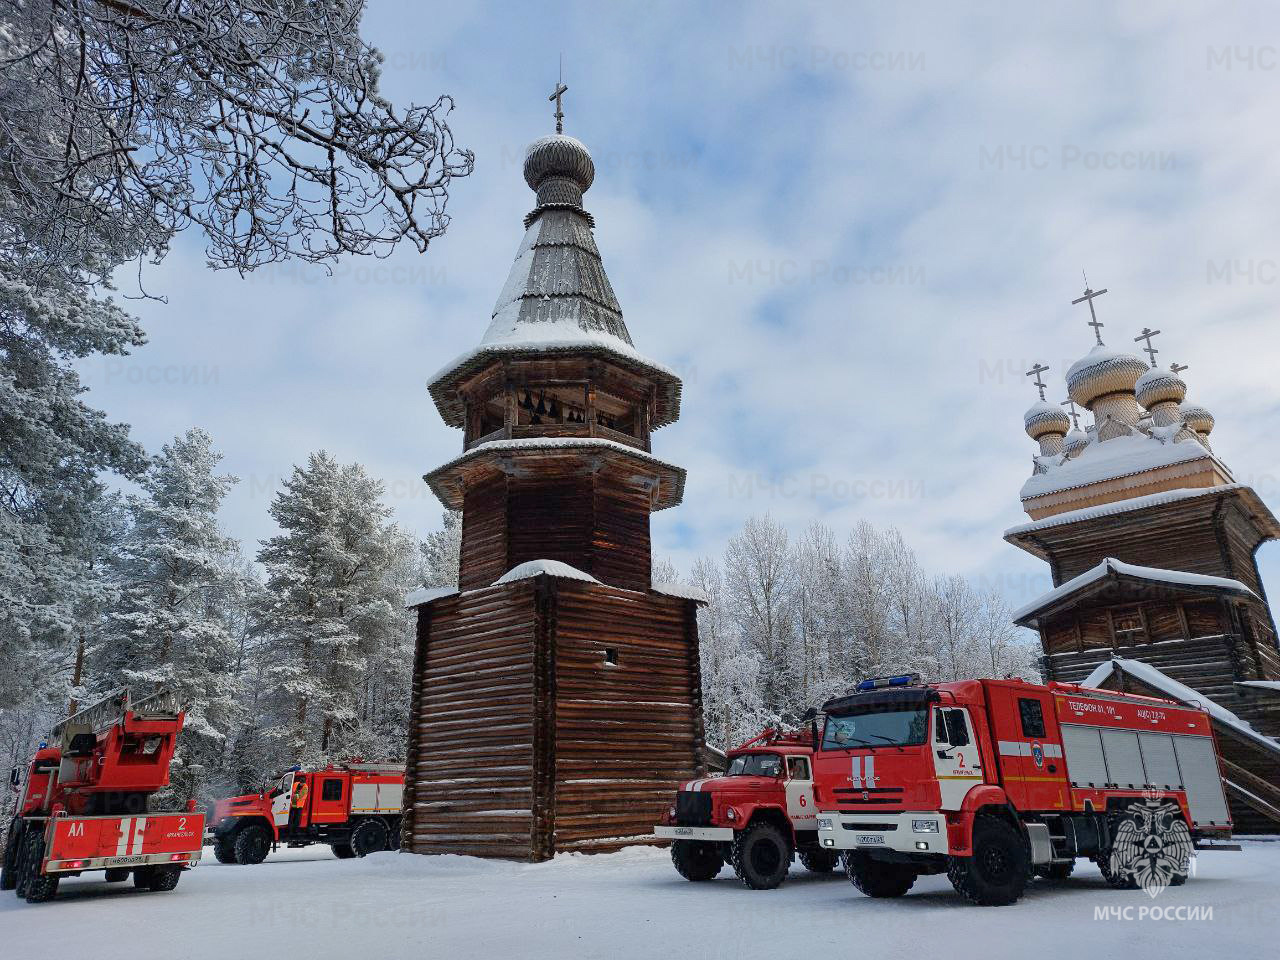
812;674;1231;905
653;728;842;889
211;763;404;864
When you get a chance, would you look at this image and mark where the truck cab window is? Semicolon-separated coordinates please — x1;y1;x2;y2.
1018;698;1046;738
943;709;970;747
787;757;810;780
321;778;342;802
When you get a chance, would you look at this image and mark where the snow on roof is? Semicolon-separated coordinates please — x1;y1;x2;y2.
494;559;601;586
404;585;460;608
1084;657;1280;753
1006;484;1249;537
1020;432;1213;500
650;580;710;603
1066;344;1146;381
1012;557;1256;623
1236;680;1280;694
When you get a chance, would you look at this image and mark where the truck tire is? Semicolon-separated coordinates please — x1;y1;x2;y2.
134;866;182;892
212;837;238;864
799;848;842;874
1099;802;1192;891
233;823;272;865
731;821;791;890
350;818;388;857
1035;860;1075;881
1;820;24;891
670;840;723;881
385;817;403;850
846;852;916;897
21;833;58;904
947;815;1028;906
104;867;131;882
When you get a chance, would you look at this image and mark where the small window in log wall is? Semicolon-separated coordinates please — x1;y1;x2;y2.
603;648;619;666
1111;607;1146;646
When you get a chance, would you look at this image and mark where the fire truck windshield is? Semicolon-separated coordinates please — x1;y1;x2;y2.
724;753;783;777
821;709;928;750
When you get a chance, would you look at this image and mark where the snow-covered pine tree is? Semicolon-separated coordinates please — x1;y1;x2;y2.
419;511;461;588
253;453;414;771
93;428;249;805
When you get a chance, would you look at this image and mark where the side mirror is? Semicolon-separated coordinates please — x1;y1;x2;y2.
801;707;817;723
9;766;19;790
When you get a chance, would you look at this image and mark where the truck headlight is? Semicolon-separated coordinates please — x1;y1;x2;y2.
912;819;940;833
725;807;737;822
816;818;833;830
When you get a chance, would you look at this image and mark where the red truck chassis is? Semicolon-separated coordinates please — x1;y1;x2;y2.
812;675;1232;905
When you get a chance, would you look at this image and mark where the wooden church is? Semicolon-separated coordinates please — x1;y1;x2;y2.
1007;288;1280;832
400;93;705;860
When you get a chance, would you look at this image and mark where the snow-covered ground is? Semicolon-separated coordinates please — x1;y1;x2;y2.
2;840;1276;959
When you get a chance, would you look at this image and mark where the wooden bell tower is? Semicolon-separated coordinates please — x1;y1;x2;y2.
401;94;705;860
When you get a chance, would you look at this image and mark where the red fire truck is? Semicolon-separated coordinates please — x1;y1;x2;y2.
653;728;842;889
210;762;404;864
811;674;1232;905
1;689;204;904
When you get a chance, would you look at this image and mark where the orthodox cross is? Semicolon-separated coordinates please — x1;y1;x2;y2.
1026;362;1050;401
1072;277;1108;345
549;75;568;134
1170;362;1189;375
1061;397;1081;430
1134;327;1161;366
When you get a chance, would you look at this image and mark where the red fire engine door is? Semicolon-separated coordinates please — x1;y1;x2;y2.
310;775;348;824
993;688;1069;812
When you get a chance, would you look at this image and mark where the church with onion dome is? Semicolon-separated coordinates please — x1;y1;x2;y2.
1005;283;1280;833
400;84;707;861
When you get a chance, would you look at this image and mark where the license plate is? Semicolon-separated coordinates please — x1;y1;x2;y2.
855;835;885;845
672;827;693;836
109;855;146;865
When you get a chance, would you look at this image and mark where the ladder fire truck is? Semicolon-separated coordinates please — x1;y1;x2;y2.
812;674;1233;905
1;689;203;904
653;728;842;889
210;763;404;864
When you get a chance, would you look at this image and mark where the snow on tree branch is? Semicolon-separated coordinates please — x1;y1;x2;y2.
1;0;476;287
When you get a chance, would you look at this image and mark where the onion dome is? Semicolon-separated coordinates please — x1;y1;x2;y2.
523;134;595;213
1023;400;1070;441
1182;404;1215;436
1135;365;1187;410
1066;344;1149;409
1063;428;1089;457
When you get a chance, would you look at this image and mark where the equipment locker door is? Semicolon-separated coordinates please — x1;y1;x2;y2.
311;775;349;824
783;756;817;829
996;690;1069;812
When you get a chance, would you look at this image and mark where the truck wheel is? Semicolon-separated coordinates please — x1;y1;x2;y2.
1;820;24;891
731;821;791;890
137;866;182;892
212;837;238;864
671;840;723;881
1035;860;1075;881
947;815;1028;906
330;842;357;859
233;824;272;865
350;819;388;857
799;848;842;874
22;833;58;904
846;852;916;897
386;817;403;850
104;867;131;882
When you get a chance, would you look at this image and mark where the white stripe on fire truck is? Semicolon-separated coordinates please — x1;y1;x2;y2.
116;818;133;856
997;740;1030;757
1043;744;1063;758
130;817;147;855
849;755;861;787
863;755;874;785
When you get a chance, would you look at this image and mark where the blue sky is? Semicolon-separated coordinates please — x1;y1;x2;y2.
79;1;1280;609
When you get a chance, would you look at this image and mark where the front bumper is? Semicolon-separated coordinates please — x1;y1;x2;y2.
815;811;945;855
653;825;735;842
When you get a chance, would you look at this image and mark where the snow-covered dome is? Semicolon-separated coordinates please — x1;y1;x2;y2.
1135;365;1187;409
1063;428;1089;456
523;134;594;208
1023;399;1070;440
1182;404;1215;435
1066;345;1149;409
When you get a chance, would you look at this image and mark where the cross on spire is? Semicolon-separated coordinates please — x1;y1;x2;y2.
1026;362;1050;401
1134;327;1161;366
1061;397;1081;430
1071;274;1109;345
549;59;568;134
1170;361;1189;375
